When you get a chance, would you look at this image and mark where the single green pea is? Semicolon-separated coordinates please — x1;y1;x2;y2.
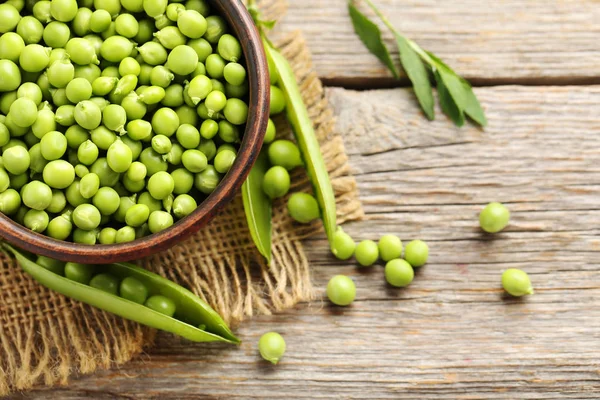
225;81;249;100
126;161;147;182
181;149;208;173
354;240;379;267
40;130;67;161
79;172;100;199
138;63;153;86
331;228;356;260
270;85;286;115
154;26;186;49
17;82;43;105
287;192;320;224
3;146;30;175
137;41;168;66
0;169;9;193
65;38;99;65
97;227;117;244
223;63;246;87
102;105;127;135
191;62;206;78
125;120;151;142
8;97;38;128
50;0;78;22
139;147;168;176
122;92;148;120
268;140;303;170
100;36;134;63
114;74;138;97
151;135;172;155
46;213;72;240
64;262;95;284
138;85;166;105
169;169;193;195
137;191;160;214
36;255;65;275
166;3;185;21
65;78;93;103
205;90;227;117
54;105;75;127
147;171;174;200
217;34;242;62
0;189;21;215
65;180;87;207
205;53;225;79
8;173;28;192
124;203;150;227
172;194;197;219
261;166;290;200
77;140;99;166
119;277;149;304
92;76;118;96
378;234;403;262
501;268;533;297
43;160;75;189
115;225;135;243
22;181;52;210
327;275;356;306
47;189;67;214
31;109;56;140
134;18;154;44
94;0;121;17
214;149;236;174
264;119;276;144
114;13;139;39
145;295;176;317
90;157;120;187
33;1;53;24
24;209;49;232
385;259;414;288
173;124;199;150
90;9;111;33
120;0;144;12
77;66;103;86
198;120;218;141
187;75;212;105
74;100;102;130
187;37;212;62
72;203;101;230
258;332;286;365
0;59;21;92
90;273;120;294
175;105;198;127
65;126;89;150
479;202;510;233
0;32;25;63
90;187;119;216
0;91;17;116
74;164;90;179
197;139;216;161
17;16;43;45
194;165;220;194
143;0;167;18
147;210;173;233
166;45;198;76
162;84;184;108
185;0;210;15
118;57;141;77
48;48;68;65
204;15;227;44
404;240;429;267
151;107;180;136
72;7;93;37
217;120;240;144
46;60;74;89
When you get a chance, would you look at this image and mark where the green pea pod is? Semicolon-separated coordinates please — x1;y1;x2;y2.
242;151;272;263
4;244;240;344
263;40;338;249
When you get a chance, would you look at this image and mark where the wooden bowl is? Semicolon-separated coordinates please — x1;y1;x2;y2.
0;0;270;264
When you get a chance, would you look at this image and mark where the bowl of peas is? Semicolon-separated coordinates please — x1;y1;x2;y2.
0;0;270;263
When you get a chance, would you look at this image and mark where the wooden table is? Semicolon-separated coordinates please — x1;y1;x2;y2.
14;1;600;398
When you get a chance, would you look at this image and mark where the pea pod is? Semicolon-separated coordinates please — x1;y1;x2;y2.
4;244;240;344
263;40;338;250
242;151;272;262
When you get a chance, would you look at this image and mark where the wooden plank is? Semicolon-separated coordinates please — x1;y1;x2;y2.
271;0;600;85
9;86;600;399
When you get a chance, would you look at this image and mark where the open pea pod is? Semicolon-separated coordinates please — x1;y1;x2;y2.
5;245;240;344
263;40;338;249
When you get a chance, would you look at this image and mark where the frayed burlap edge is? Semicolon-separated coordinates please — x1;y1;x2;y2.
0;16;363;400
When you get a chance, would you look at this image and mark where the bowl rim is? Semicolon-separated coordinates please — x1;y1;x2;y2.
0;0;270;264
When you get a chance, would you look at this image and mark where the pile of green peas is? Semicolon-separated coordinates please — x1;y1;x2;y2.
0;0;251;243
37;254;177;315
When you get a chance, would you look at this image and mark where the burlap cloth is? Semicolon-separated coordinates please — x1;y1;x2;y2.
0;1;363;395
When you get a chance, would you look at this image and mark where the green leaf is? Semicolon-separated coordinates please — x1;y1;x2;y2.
437;69;466;114
394;34;434;120
460;79;487;127
242;151;272;263
435;72;464;127
348;2;399;79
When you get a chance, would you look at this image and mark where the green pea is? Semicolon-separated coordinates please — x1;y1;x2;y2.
0;60;21;92
65;78;93;103
205;53;225;79
331;228;356;260
143;0;167;18
114;13;139;38
126;162;147;182
47;189;67;214
24;209;49;232
97;227;117;244
8;173;28;192
36;255;65;275
46;60;74;89
50;0;78;22
162;84;184;107
90;273;120;295
122;92;148;120
64;262;95;284
121;0;144;13
191;62;206;78
0;32;25;63
65;38;99;66
17;17;43;45
48;48;68;65
287;192;320;223
501;268;534;297
46;213;72;240
135;19;154;45
268;140;302;170
138;86;166;105
258;332;286;364
197;139;216;161
198;120;218;141
54;105;75;127
261;166;289;200
139;148;168;176
31;110;55;139
72;203;101;230
166;45;198;76
170;168;193;195
154;26;186;49
355;240;379;267
147;171;174;200
378;234;403;262
92;76;118;96
187;75;212;105
223;63;246;87
43;160;75;189
40;130;67;161
205;91;227;117
115;225;135;242
72;7;92;37
225;81;248;99
90;157;120;187
74;164;90;179
124;203;149;227
175;105;198;127
151;107;180;137
270;85;286;115
100;36;134;63
0;169;9;193
194;165;220;194
187;37;212;62
22;181;52;210
65;180;87;207
79;172;100;199
404;240;429;267
144;295;176;317
177;9;207;39
151;135;172;155
166;3;185;21
217;34;242;62
119;277;149;304
181;149;208;173
479;202;510;233
137;41;168;66
385;259;414;288
326;275;356;306
65;125;89;149
90;9;111;33
264;119;276;144
217;120;240;143
94;0;121;17
204;15;227;44
3;146;30;175
0;189;21;215
185;0;210;16
171;194;196;219
33;1;53;24
74;100;102;130
153;13;173;30
8;97;37;128
136;191;160;214
118;57;141;77
92;187;120;216
148;210;173;233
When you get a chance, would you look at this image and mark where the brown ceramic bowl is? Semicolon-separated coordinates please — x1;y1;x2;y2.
0;0;270;264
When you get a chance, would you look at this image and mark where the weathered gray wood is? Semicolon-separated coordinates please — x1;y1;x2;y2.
271;0;600;85
9;86;600;399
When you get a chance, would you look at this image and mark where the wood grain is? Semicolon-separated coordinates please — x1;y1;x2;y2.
271;0;600;85
9;86;600;399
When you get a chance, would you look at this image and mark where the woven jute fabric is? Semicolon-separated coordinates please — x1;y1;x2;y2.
0;5;363;396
